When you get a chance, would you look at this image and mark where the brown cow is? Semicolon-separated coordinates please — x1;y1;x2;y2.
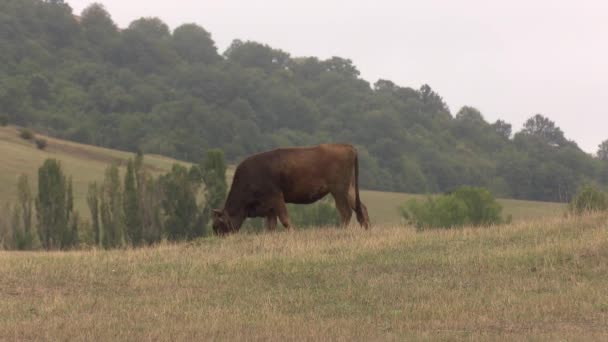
212;144;370;234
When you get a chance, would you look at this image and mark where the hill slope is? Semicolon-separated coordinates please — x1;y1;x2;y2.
0;125;181;214
0;125;564;224
1;214;606;340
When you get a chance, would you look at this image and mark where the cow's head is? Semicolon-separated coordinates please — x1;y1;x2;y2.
212;209;235;235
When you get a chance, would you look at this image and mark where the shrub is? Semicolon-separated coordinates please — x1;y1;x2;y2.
568;185;608;215
19;128;35;140
289;198;339;228
0;114;7;126
241;198;339;232
35;138;47;150
401;186;505;230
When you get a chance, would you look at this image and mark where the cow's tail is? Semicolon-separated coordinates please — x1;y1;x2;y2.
354;149;369;229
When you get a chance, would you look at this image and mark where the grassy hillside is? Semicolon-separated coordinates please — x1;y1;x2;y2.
362;190;565;224
1;214;607;340
0;125;185;214
0;125;565;224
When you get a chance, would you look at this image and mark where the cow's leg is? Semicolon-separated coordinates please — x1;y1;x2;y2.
348;186;370;229
266;214;277;231
276;199;292;230
332;193;353;228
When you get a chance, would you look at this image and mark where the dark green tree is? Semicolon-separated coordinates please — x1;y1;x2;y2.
100;164;125;248
172;23;219;64
14;174;36;249
118;17;178;74
198;149;228;233
123;159;142;244
224;39;290;72
63;177;78;247
323;57;360;78
491;120;512;139
87;181;102;247
159;164;201;240
597;139;608;161
35;159;75;249
520;114;568;147
80;3;118;44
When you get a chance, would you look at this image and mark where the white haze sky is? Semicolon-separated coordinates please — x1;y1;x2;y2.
67;0;608;154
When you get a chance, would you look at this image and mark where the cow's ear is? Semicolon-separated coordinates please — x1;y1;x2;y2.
212;209;222;217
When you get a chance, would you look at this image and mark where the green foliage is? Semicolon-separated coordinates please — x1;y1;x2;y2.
13;175;37;249
87;153;163;248
0;114;7;126
123;159;141;244
19;128;35;141
199;149;227;233
491;120;512;139
172;24;219;64
133;153;164;244
87;182;101;247
35;138;47;150
568;186;608;215
242;196;340;232
99;164;125;248
35;159;76;249
159;164;201;240
519;114;569;148
0;203;13;249
242;199;339;232
597;139;608;161
288;198;339;228
139;175;163;244
401;186;505;230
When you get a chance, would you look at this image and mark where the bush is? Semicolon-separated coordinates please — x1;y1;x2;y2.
568;185;608;215
19;128;35;140
0;114;7;126
289;198;339;228
401;186;505;230
241;198;339;232
35;138;48;150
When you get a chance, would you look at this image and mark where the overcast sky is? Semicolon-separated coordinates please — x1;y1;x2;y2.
67;0;608;154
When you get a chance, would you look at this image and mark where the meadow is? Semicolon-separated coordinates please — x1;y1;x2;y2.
1;213;607;340
0;125;565;225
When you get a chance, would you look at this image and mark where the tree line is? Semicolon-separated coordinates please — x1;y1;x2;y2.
1;0;608;202
0;150;227;249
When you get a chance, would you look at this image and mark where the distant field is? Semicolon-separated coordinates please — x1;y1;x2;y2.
362;190;566;224
0;125;565;224
1;213;607;340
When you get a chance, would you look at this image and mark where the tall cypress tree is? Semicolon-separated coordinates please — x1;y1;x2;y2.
123;159;141;245
199;149;227;234
87;182;101;247
100;164;125;248
15;174;35;249
36;159;70;249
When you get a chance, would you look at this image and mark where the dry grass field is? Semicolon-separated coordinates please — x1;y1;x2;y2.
1;213;607;340
0;125;565;225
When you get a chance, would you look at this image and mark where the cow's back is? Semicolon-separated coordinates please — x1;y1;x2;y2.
229;144;356;205
275;144;356;204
